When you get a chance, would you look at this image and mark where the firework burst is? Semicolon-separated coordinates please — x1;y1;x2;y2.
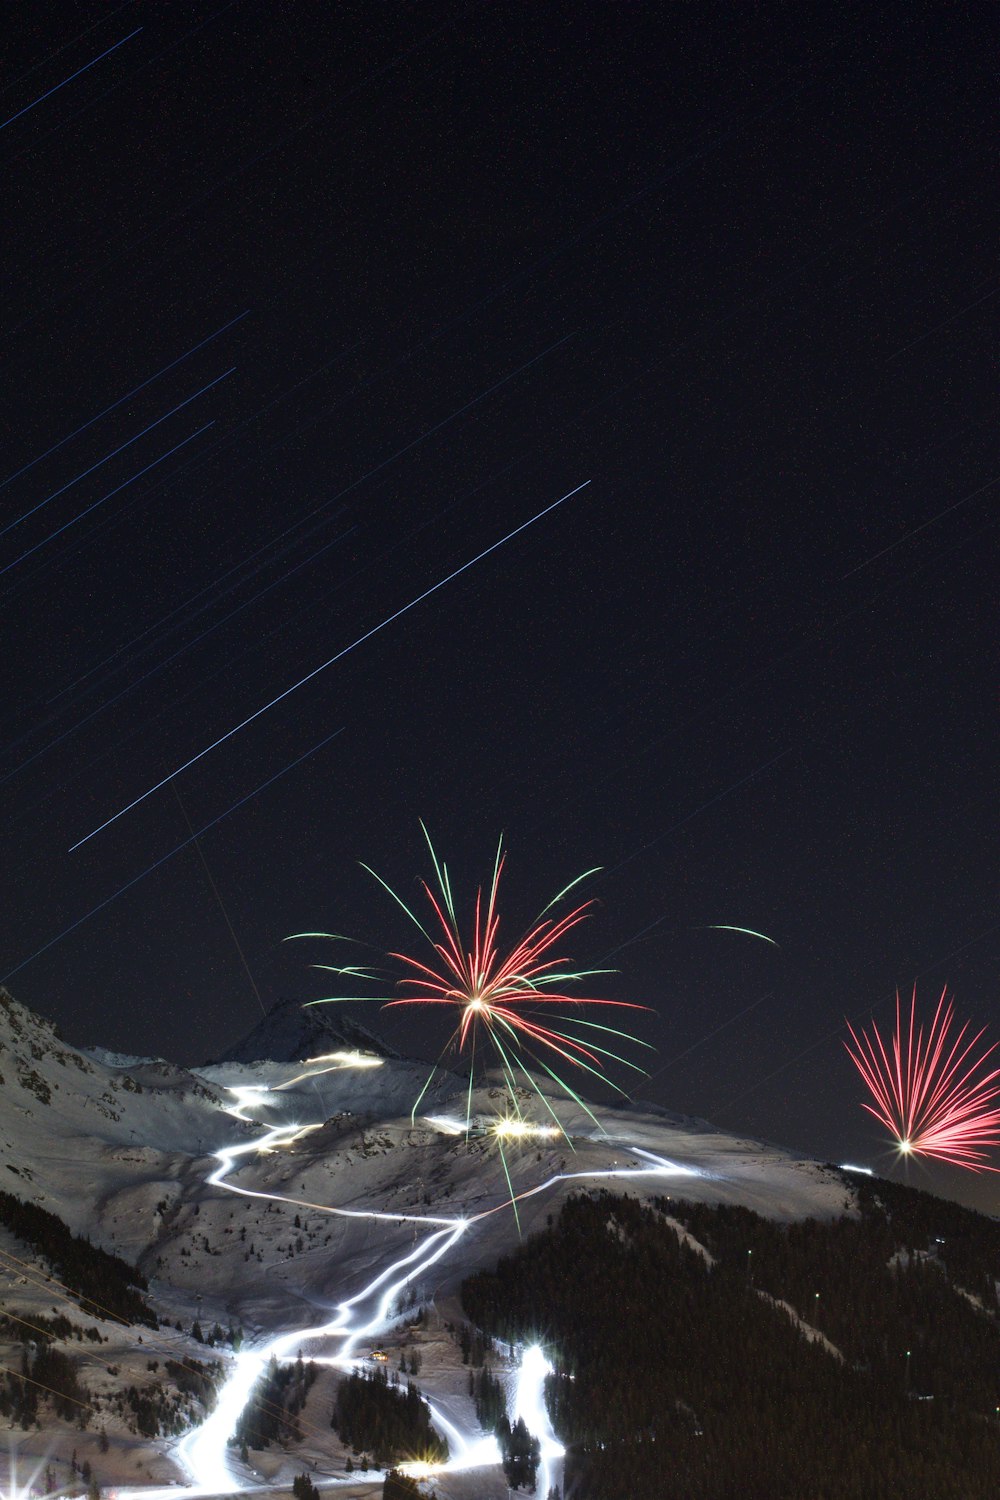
289;825;653;1138
845;986;1000;1171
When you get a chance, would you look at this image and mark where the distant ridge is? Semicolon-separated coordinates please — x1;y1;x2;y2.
208;995;398;1065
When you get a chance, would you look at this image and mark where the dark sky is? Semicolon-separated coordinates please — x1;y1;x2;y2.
2;4;996;1208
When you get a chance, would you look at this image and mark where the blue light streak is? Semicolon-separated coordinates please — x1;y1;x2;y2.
1;423;216;581
0;310;249;500
0;27;143;133
1;728;344;984
69;480;591;851
0;368;234;547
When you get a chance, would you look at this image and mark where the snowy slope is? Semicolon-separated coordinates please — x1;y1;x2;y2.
0;988;264;1259
0;985;853;1492
0;982;851;1322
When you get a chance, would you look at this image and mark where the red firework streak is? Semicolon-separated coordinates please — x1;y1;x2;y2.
845;986;1000;1171
379;831;652;1123
293;825;653;1135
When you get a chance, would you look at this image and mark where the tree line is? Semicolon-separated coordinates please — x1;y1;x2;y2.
462;1185;1000;1498
0;1188;155;1325
332;1364;448;1469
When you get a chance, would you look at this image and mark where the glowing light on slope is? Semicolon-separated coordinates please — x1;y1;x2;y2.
175;1214;469;1489
301;1049;383;1068
222;1083;272;1121
161;1054;703;1493
514;1344;565;1496
492;1118;560;1140
0;1445;53;1500
399;1459;443;1479
423;1113;467;1135
175;1346;271;1493
174;1061;469;1489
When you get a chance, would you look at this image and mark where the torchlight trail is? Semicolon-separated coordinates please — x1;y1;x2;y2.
69;480;590;852
131;1054;697;1497
845;985;1000;1171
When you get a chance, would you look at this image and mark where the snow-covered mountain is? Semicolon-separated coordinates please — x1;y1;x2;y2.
208;994;398;1065
0;988;243;1228
0;985;856;1493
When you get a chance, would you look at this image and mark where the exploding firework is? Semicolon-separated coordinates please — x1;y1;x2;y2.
845;986;1000;1171
289;825;653;1137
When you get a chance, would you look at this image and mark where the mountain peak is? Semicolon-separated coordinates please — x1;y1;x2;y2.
208;996;397;1064
0;986;97;1100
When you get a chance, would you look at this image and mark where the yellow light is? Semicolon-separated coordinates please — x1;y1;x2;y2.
301;1050;383;1068
899;1139;912;1154
492;1118;559;1140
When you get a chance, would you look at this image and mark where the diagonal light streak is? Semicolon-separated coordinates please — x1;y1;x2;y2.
0;312;248;501
0;27;143;132
1;728;343;984
0;423;216;581
0;367;234;545
69;480;590;851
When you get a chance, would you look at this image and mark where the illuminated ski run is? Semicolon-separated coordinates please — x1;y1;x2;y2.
137;1056;700;1496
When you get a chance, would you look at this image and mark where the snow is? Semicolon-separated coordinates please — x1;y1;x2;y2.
82;1046;166;1070
661;1214;716;1265
755;1290;845;1361
0;986;857;1494
206;996;398;1065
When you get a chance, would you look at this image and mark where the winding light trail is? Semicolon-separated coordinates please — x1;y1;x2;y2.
137;1056;698;1496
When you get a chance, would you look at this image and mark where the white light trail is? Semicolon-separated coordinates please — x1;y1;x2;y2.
423;1112;467;1135
301;1049;384;1068
133;1056;702;1496
492;1118;560;1140
514;1344;565;1497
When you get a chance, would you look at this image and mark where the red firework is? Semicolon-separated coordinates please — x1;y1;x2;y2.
845;986;1000;1171
292;826;654;1132
380;838;649;1085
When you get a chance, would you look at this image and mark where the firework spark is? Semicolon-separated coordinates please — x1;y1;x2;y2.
698;924;780;948
845;986;1000;1171
291;825;653;1138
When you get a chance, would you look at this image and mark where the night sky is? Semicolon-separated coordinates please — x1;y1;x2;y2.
2;4;996;1208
